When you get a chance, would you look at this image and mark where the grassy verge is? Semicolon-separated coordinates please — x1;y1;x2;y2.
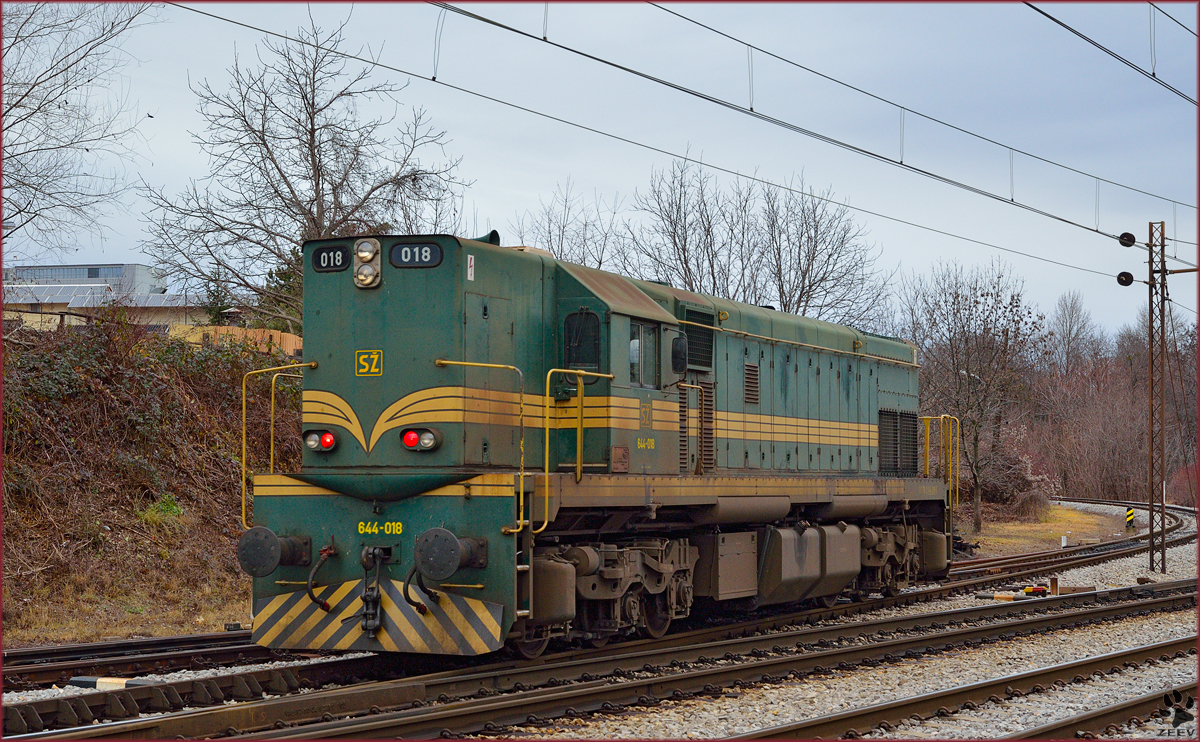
958;504;1129;557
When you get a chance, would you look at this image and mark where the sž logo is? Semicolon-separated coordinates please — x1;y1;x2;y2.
1164;689;1195;728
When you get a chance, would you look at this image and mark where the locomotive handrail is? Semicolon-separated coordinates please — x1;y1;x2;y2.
434;359;528;535
269;373;304;474
678;319;919;369
676;382;705;475
542;369;615;533
241;362;317;530
921;414;961;512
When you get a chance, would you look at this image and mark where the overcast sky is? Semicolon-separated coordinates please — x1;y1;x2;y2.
13;2;1198;331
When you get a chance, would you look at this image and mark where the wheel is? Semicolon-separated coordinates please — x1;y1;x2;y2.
880;560;901;598
587;634;612;649
641;593;671;639
814;594;839;609
513;635;550;659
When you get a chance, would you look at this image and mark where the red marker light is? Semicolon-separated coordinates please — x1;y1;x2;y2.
403;430;420;448
320;432;336;450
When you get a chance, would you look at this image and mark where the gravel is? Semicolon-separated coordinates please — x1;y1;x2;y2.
510;611;1196;739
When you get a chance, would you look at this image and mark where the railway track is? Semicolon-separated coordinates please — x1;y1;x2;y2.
5;497;1192;738
1;633;275;690
728;639;1197;739
9;579;1195;739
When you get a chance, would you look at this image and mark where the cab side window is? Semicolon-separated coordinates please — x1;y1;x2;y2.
565;310;601;384
629;322;659;388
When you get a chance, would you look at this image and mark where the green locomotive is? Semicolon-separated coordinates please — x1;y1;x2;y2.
237;232;952;658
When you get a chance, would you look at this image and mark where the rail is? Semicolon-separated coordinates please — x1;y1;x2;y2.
240;362;317;530
434;359;528;535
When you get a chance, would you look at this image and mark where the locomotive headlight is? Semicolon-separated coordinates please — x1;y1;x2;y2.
401;427;441;451
355;264;377;284
355;239;378;262
305;430;337;451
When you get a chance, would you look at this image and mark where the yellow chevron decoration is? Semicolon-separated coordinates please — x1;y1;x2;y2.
302;387;878;454
252;579;504;655
302;391;368;451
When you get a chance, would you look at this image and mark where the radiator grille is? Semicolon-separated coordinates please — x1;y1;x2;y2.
744;363;760;404
684;310;714;368
878;409;918;477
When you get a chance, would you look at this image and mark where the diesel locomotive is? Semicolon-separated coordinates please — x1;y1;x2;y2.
236;231;952;658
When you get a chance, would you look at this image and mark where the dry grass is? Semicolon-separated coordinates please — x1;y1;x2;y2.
958;504;1128;558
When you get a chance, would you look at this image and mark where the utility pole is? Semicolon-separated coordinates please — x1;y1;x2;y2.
1119;224;1195;572
1146;222;1168;573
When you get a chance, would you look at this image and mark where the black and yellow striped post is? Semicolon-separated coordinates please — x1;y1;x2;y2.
1126;507;1135;530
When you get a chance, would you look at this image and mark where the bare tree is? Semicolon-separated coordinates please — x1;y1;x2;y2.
1046;290;1105;376
620;159;762;303
514;161;888;325
897;260;1047;533
759;175;889;326
141;15;462;332
508;178;623;269
2;2;154;256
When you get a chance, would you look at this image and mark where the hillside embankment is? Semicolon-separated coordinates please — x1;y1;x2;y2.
2;315;301;646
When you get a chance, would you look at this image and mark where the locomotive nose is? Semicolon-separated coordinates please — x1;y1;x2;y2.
413;527;487;581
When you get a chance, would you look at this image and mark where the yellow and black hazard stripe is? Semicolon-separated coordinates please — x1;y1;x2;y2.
252;579;504;655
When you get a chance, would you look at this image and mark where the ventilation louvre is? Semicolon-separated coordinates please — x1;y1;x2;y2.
678;389;689;472
698;378;715;469
744;363;760;404
878;409;918;477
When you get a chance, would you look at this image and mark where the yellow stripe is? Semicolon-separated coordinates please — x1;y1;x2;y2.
376;627;399;652
282;581;359;648
303;391;367;450
308;387;886;454
259;590;324;645
305;595;364;649
380;587;431;652
441;599;489;655
332;625;362;650
252;593;292;630
465;597;502;639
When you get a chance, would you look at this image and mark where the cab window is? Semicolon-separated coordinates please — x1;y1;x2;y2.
565;310;601;384
629;322;659;388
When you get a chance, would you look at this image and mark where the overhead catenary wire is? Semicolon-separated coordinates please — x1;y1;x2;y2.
649;2;1196;211
433;1;1198;261
1026;3;1197;105
163;1;1198;309
1149;2;1197;37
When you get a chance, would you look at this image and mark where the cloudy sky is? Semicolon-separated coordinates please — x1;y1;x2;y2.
15;2;1198;331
